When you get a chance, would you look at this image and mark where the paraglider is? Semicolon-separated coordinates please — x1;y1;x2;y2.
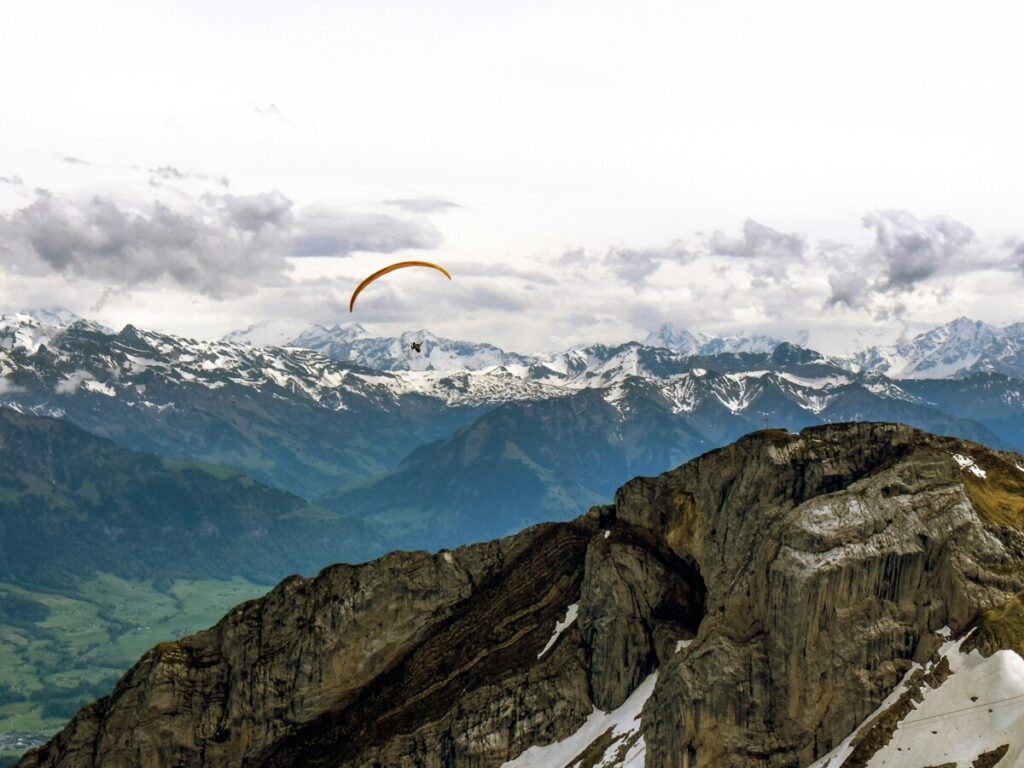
349;260;452;312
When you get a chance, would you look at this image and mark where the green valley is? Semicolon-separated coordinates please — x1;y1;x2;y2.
0;574;269;764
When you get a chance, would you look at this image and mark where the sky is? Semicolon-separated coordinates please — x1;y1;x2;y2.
1;0;1022;354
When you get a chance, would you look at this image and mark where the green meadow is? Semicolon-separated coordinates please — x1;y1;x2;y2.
0;574;269;764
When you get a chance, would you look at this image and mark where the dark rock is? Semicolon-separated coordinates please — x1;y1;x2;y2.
19;422;1024;768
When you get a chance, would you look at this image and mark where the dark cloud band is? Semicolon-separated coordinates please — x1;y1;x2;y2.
0;189;441;297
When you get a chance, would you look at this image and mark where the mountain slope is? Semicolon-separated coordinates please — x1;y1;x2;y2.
4;311;1024;515
322;389;710;548
20;422;1024;768
849;316;1024;379
0;408;383;587
321;371;1010;550
224;322;532;372
0;318;489;499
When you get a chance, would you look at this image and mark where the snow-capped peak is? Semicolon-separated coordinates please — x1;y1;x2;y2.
1;310;112;354
849;316;1018;379
643;324;701;355
642;323;785;356
18;307;83;327
222;319;328;348
289;322;368;347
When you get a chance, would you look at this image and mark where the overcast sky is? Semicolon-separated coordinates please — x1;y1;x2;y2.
1;0;1022;354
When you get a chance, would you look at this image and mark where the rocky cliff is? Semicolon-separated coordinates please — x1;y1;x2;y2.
19;422;1024;767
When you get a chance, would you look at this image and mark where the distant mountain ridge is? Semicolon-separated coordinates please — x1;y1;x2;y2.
847;316;1024;379
218;315;1024;381
225;319;531;372
642;323;798;356
9;308;1022;380
2;312;1023;515
0;315;506;499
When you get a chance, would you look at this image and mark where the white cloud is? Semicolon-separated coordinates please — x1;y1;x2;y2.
2;207;1022;358
1013;242;1024;273
864;209;974;291
55;370;94;395
0;188;441;298
383;197;461;214
708;219;806;260
0;377;25;395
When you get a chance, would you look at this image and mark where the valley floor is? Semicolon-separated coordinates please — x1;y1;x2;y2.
0;574;269;763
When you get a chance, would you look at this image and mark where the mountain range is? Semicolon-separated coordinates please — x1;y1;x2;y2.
224;314;1024;380
3;309;1024;551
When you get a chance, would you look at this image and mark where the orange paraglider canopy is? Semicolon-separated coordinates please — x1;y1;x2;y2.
349;261;452;312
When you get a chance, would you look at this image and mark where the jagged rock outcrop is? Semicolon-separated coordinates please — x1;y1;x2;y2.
631;423;1024;766
20;422;1024;768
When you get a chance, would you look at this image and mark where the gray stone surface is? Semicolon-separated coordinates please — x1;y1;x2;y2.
20;423;1024;768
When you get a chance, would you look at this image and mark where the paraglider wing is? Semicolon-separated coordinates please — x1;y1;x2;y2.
348;260;453;312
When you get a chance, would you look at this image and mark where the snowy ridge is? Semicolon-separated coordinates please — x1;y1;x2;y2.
810;631;1024;768
0;316;555;409
643;323;786;355
1;312;110;354
844;317;1024;380
860;378;920;402
501;673;657;768
4;312;1024;420
224;322;531;372
221;319;356;348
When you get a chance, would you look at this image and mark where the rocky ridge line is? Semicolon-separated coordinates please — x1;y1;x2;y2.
19;422;1024;767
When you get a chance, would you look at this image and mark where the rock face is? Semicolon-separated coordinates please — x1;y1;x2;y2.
20;422;1024;768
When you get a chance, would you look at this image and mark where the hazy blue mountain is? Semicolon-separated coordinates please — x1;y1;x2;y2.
0;408;384;588
321;389;710;549
321;367;1007;550
3;311;1022;532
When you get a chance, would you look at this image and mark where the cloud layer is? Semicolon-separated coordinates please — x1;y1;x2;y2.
0;189;441;297
383;197;461;214
825;210;979;308
709;219;806;260
866;209;974;291
1;197;1021;355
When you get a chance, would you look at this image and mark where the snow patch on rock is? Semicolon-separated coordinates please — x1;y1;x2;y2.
951;453;987;479
501;673;657;768
82;379;116;397
810;633;1024;768
538;603;579;659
